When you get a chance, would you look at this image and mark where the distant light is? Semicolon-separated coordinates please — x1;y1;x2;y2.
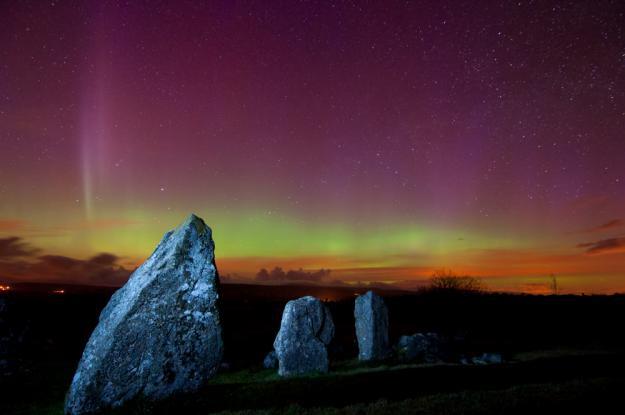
0;285;10;291
52;289;65;294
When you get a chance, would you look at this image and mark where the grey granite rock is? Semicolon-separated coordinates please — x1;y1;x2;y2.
273;296;334;376
263;351;278;369
472;352;503;365
65;214;223;414
354;291;390;361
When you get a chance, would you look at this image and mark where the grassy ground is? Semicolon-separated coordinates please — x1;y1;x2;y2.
211;377;625;415
4;349;624;415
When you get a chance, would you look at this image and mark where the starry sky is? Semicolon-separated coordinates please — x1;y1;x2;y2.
1;0;625;293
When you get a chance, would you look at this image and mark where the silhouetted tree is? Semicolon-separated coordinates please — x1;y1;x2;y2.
429;269;483;292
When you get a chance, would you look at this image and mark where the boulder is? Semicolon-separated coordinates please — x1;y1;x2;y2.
471;353;503;365
354;291;390;361
273;296;334;376
263;351;278;369
396;332;441;363
65;214;223;415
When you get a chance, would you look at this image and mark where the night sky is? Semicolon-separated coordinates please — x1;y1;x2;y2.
1;1;625;293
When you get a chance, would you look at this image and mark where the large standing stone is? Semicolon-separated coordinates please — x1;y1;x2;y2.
273;296;334;376
65;214;223;415
354;291;390;361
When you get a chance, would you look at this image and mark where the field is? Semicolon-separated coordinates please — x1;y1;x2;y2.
2;283;625;414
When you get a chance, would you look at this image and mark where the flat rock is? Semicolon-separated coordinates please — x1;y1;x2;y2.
472;353;503;365
65;214;223;414
273;296;334;376
354;291;390;361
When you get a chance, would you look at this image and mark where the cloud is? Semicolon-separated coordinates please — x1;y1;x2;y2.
89;253;120;266
518;283;552;295
255;266;331;282
577;237;625;255
0;236;39;258
582;219;623;233
0;220;28;232
0;236;131;286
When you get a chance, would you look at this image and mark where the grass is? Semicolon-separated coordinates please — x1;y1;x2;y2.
209;358;440;385
210;377;625;415
3;350;625;415
8;377;625;415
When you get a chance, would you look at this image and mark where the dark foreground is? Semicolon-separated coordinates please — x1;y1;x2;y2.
5;352;625;415
2;283;625;414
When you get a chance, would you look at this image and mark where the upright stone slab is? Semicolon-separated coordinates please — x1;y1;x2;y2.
65;214;223;415
273;296;334;376
354;290;390;361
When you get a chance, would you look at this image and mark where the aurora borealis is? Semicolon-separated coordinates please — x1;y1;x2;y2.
1;1;625;293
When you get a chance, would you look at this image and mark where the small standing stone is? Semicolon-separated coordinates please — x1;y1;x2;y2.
354;291;390;361
263;351;278;369
273;296;334;376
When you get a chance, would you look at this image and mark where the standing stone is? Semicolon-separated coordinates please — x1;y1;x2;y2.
354;291;390;361
65;214;223;415
273;296;334;376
